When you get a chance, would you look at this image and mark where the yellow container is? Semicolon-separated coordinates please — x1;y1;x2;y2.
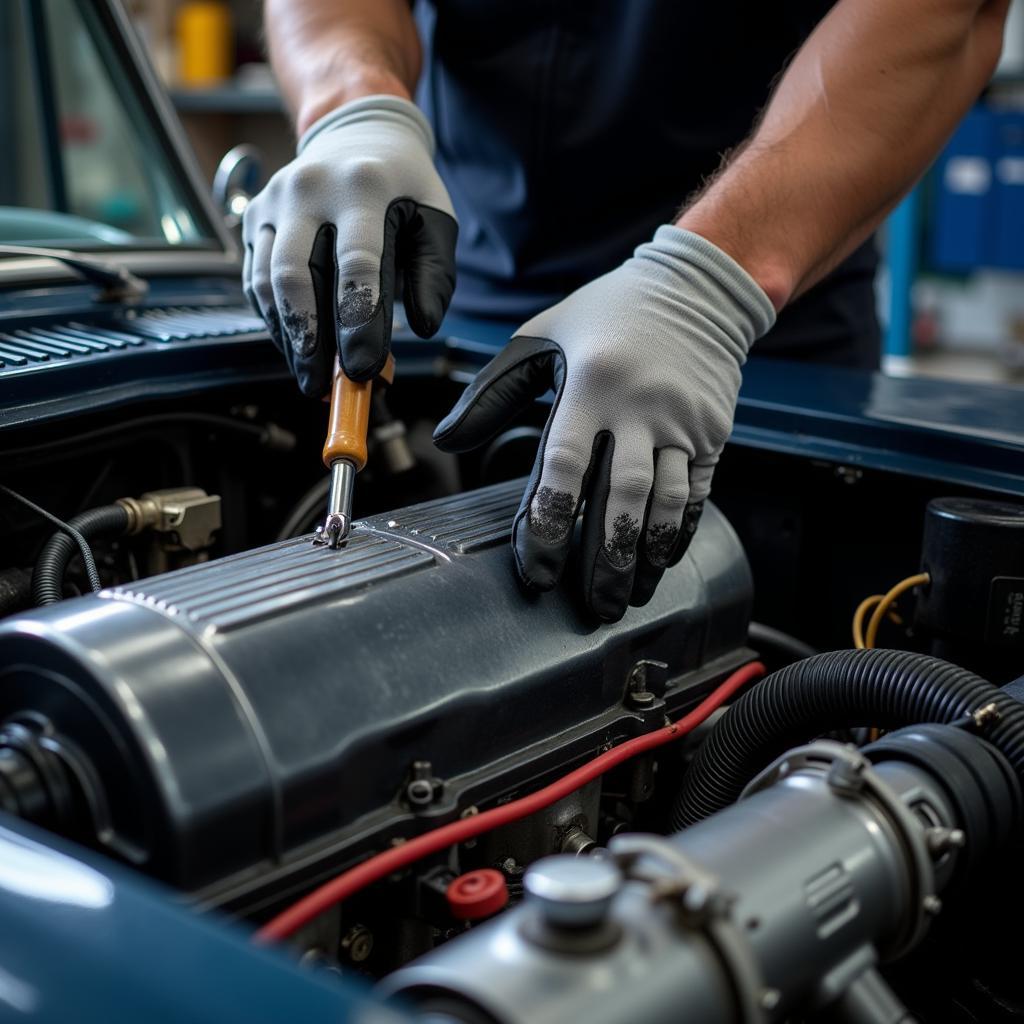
176;1;232;86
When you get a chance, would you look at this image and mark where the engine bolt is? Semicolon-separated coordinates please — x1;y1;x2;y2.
407;779;435;806
406;760;438;806
626;660;668;708
628;689;656;709
341;924;374;963
925;827;966;856
561;825;598;856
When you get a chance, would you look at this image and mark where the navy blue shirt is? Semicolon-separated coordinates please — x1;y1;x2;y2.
416;1;881;368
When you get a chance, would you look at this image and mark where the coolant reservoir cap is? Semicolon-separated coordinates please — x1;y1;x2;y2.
446;869;509;921
524;855;622;929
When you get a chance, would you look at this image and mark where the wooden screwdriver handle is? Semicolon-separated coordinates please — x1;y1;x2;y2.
321;353;395;471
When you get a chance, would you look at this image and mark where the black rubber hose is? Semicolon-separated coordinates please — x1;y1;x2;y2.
747;621;818;665
32;504;130;606
673;648;1024;829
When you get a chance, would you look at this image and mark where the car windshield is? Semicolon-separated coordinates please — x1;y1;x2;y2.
0;0;216;249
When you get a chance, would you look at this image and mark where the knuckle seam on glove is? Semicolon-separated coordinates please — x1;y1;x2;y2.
650;483;689;508
541;441;590;479
609;468;654;503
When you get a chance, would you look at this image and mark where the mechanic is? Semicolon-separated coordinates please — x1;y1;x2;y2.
244;0;1010;622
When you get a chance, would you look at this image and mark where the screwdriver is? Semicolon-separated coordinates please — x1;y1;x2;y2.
313;354;396;549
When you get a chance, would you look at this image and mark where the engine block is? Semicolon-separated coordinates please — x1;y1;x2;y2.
0;479;752;909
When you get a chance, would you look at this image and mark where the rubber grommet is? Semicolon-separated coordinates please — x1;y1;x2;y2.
446;868;510;921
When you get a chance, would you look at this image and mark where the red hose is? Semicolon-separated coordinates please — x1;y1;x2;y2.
255;660;765;942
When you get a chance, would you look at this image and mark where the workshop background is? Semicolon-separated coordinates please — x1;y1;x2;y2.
126;0;1024;389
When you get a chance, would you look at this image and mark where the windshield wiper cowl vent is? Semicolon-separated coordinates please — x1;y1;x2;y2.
0;307;265;369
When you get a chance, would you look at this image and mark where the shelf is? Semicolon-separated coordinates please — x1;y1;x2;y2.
170;87;284;115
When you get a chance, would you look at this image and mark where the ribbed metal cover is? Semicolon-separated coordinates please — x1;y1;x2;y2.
372;476;522;553
107;532;433;631
104;479;526;631
0;482;752;895
0;306;262;369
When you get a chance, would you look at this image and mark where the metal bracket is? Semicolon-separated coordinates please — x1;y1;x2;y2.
607;833;769;1023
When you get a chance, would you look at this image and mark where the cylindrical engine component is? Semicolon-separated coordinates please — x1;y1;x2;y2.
0;480;752;901
382;725;1020;1024
673;648;1024;828
916;496;1024;682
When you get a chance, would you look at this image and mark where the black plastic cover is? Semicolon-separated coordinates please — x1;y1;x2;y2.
917;496;1024;681
0;479;751;897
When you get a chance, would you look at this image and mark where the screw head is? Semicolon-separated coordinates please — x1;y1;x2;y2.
407;778;435;806
341;924;374;962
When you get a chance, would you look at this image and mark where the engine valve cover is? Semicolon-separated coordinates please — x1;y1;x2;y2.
0;479;752;904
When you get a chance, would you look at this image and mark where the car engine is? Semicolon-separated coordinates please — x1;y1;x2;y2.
0;480;752;909
2;422;1024;1022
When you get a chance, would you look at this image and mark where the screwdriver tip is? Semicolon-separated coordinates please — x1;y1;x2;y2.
312;513;350;549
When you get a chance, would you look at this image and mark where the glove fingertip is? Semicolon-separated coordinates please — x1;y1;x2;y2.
584;548;634;623
431;394;478;450
296;364;329;399
404;293;446;340
512;515;571;593
338;304;390;382
628;563;664;608
666;501;705;568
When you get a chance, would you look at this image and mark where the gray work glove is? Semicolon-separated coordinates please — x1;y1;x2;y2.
243;95;457;394
434;225;776;622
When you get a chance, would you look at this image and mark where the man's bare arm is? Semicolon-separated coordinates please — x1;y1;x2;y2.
678;0;1011;310
265;0;422;135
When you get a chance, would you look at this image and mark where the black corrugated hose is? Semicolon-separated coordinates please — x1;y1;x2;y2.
673;648;1024;829
32;504;130;606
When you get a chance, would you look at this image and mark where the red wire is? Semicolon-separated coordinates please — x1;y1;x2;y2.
255;660;765;942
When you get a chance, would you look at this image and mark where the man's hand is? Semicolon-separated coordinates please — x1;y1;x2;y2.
242;95;457;395
434;226;775;622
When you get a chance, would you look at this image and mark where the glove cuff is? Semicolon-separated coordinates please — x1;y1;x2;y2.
641;225;777;349
297;94;436;156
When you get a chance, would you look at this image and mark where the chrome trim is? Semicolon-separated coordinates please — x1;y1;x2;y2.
0;250;241;287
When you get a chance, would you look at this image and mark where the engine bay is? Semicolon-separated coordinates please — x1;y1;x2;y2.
2;4;1024;1017
2;353;1024;1022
